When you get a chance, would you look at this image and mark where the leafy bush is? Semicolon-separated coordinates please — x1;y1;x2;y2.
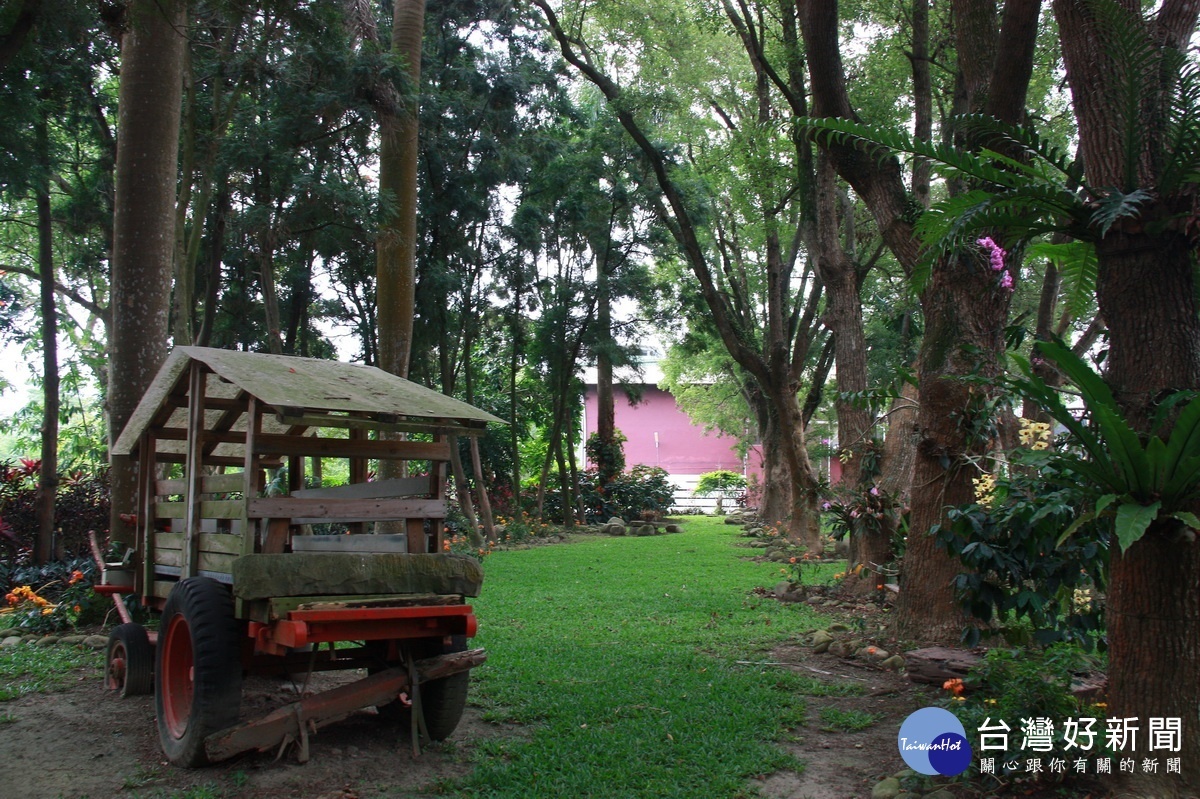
934;423;1108;649
0;462;111;564
945;644;1103;787
581;465;674;523
1;558;105;633
693;470;746;514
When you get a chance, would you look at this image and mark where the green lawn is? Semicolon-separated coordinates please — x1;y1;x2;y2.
452;516;843;798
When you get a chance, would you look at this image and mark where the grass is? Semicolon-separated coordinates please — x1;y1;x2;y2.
0;641;102;701
451;516;847;798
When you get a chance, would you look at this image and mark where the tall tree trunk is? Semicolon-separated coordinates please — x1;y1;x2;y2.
594;244;619;482
1096;235;1200;796
108;0;187;546
34;109;58;565
1054;2;1200;790
377;0;425;381
813;153;872;569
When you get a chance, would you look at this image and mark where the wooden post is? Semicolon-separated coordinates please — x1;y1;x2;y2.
448;435;479;546
469;436;496;542
348;428;367;535
138;432;156;595
181;363;207;578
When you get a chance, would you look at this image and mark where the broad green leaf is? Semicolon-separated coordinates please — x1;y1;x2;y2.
1167;511;1200;529
1114;500;1161;552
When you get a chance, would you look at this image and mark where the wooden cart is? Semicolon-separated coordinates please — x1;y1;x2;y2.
100;347;501;766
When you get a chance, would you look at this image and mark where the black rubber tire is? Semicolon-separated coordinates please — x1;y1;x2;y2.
418;635;470;741
154;577;243;767
372;635;470;741
105;623;154;698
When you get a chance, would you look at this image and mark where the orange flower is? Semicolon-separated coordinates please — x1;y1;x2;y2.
942;678;965;696
788;557;797;564
68;570;85;585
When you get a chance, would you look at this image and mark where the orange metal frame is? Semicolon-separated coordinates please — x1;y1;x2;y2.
248;605;477;656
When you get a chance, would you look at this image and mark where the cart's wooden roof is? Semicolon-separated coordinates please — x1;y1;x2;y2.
112;347;504;455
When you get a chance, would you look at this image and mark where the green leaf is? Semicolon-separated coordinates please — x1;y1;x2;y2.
1114;501;1161;552
1167;511;1200;529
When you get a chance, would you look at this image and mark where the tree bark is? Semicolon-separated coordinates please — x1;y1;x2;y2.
376;0;425;381
34;108;58;565
1053;3;1200;790
108;0;187;546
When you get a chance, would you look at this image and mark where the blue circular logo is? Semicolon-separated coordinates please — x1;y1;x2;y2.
897;707;973;776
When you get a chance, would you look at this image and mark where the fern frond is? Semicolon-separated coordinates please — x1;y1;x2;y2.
955;114;1085;190
1089;187;1155;236
1028;240;1098;323
803;117;1027;190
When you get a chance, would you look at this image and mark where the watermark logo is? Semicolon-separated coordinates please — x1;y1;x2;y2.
898;707;973;776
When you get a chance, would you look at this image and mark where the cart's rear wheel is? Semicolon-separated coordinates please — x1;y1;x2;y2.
154;577;242;767
418;635;470;741
373;635;470;741
105;623;153;697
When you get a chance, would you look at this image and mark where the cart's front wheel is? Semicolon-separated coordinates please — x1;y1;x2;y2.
105;623;153;697
154;577;242;767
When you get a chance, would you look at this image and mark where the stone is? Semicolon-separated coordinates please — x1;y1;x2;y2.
35;635;59;646
768;550;789;562
748;540;770;548
636;524;656;536
59;635;88;646
828;622;852;632
813;639;832;654
1;636;22;648
607;517;625;527
665;525;681;533
810;629;834;646
774;582;794;598
84;635;109;649
828;641;853;658
870;777;902;799
880;654;906;671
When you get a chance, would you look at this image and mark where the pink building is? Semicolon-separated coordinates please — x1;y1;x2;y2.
581;364;763;511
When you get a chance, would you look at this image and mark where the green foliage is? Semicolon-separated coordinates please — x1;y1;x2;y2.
585;430;627;484
693;470;746;497
1009;341;1200;552
1;558;103;634
934;470;1107;650
0;463;111;562
947;644;1103;785
547;464;674;524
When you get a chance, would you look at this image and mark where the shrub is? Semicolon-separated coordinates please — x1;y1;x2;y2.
934;423;1108;650
580;465;674;523
0;463;111;564
693;470;746;514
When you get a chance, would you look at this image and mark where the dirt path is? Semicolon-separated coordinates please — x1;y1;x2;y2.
0;663;514;799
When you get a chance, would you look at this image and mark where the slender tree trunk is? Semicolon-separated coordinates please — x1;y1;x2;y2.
594;247;619;482
34;110;58;565
377;0;425;381
108;0;188;546
813;153;872;569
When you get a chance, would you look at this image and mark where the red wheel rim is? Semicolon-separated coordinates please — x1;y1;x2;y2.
160;613;194;739
106;644;127;691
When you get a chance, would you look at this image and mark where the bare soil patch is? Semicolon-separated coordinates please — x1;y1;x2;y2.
0;663;516;799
